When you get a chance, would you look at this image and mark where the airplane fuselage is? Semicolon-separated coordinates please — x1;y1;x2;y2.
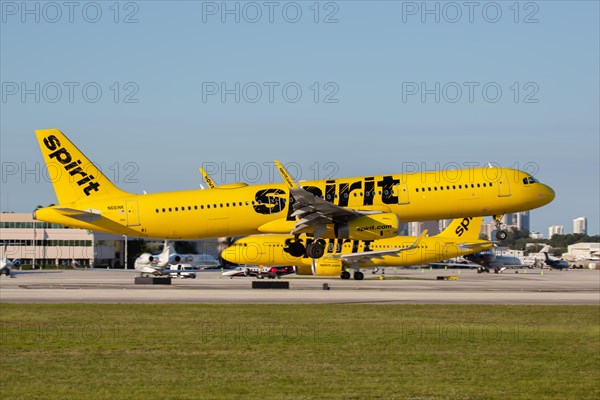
35;168;554;240
222;234;493;270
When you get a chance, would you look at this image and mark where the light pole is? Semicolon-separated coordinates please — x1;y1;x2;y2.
123;235;128;269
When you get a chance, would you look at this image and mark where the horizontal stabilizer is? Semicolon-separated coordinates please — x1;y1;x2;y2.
55;208;101;222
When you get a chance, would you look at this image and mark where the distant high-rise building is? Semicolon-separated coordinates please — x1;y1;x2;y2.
517;211;530;232
408;222;421;237
529;231;543;239
481;222;495;240
502;212;530;231
573;217;587;235
548;225;564;239
409;221;440;237
438;219;452;232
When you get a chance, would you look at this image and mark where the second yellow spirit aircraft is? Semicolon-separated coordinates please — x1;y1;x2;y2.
221;217;493;280
33;129;555;258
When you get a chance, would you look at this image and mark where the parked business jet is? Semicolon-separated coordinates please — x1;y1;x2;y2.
134;241;220;277
463;251;527;273
0;258;22;277
540;246;570;270
222;265;295;279
33;129;555;259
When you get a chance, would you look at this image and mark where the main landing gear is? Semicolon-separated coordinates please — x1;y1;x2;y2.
284;238;326;259
493;215;508;240
340;268;364;280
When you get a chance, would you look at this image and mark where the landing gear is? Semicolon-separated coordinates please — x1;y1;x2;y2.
285;240;305;257
492;215;507;241
353;271;364;280
340;270;351;280
306;242;325;259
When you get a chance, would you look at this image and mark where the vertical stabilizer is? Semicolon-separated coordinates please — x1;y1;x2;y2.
35;129;129;204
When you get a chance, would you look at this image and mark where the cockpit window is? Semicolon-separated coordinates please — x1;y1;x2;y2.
523;176;539;185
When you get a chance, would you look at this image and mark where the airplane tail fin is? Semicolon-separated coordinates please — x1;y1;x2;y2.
35;129;130;204
439;217;484;241
539;245;551;255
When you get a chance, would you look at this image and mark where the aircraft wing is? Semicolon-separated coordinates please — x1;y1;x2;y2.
331;231;427;264
55;208;101;222
275;160;377;237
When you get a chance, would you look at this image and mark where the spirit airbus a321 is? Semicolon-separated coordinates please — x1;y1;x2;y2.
33;129;555;258
221;217;493;280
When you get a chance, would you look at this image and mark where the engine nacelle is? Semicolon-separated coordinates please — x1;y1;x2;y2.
334;213;399;240
12;259;22;267
295;258;344;276
167;255;182;264
136;253;155;265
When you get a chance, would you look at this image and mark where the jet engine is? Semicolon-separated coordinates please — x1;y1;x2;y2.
334;213;400;240
136;253;155;265
167;255;181;264
295;258;343;276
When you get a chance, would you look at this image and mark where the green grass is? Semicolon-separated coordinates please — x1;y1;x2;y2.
1;304;598;399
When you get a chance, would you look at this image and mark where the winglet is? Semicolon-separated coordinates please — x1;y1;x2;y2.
274;160;299;188
412;230;427;249
199;167;217;189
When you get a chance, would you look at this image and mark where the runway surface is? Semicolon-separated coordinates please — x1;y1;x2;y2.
1;268;598;304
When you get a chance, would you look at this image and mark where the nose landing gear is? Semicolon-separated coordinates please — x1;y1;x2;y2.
493;215;508;240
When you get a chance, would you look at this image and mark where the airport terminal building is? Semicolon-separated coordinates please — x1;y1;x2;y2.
0;212;123;267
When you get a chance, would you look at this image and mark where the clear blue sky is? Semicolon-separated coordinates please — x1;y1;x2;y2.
1;1;599;235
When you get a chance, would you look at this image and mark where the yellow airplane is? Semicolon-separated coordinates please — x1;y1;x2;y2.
33;128;554;258
221;217;493;280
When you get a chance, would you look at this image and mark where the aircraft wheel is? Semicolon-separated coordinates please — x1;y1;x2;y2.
354;271;364;280
496;230;508;240
306;243;325;259
340;271;351;280
285;241;305;257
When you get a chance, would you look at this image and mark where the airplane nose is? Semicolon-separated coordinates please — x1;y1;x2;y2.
220;247;237;264
542;184;556;204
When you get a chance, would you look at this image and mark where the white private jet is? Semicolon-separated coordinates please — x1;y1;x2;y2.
1;258;63;278
134;241;221;278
